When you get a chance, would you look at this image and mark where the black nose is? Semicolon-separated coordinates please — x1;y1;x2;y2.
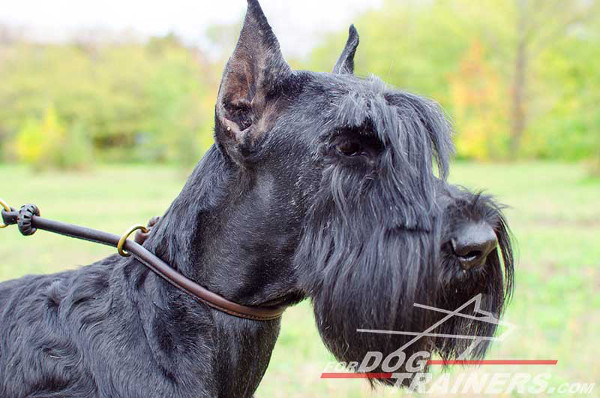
451;222;497;270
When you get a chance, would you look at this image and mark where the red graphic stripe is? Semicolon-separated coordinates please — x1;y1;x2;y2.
321;373;392;379
427;359;558;365
320;359;558;379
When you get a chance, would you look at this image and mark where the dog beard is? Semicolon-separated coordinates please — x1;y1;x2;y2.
295;188;442;386
295;188;513;387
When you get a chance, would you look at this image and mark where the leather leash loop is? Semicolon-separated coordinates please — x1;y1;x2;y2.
0;199;286;321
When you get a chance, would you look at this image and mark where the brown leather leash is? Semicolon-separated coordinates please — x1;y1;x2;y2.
0;198;284;321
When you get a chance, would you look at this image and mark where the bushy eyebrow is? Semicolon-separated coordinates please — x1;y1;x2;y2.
382;91;455;179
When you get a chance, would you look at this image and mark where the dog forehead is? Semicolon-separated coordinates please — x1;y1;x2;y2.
291;72;398;128
302;72;388;102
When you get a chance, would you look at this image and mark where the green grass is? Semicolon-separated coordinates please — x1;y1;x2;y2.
1;162;599;397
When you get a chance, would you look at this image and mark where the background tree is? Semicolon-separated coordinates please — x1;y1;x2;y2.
305;0;599;162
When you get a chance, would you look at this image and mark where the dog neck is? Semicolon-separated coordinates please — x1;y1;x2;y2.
145;144;302;306
134;144;301;395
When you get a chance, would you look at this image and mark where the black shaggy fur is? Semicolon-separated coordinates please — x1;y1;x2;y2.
0;1;514;396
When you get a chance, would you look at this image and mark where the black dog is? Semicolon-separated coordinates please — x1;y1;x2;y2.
0;1;513;396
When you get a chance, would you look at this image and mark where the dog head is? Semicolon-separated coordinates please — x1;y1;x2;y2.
211;0;513;386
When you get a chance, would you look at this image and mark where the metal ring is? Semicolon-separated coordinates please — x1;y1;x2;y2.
0;198;10;229
117;225;148;257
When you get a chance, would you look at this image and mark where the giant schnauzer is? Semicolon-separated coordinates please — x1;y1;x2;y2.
0;0;514;396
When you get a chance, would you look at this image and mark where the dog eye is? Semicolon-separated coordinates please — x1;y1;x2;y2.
335;141;363;157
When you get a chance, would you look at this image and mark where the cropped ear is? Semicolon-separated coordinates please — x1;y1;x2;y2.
333;25;359;75
215;0;291;160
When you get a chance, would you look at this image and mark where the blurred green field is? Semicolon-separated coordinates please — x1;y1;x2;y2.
1;162;599;397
